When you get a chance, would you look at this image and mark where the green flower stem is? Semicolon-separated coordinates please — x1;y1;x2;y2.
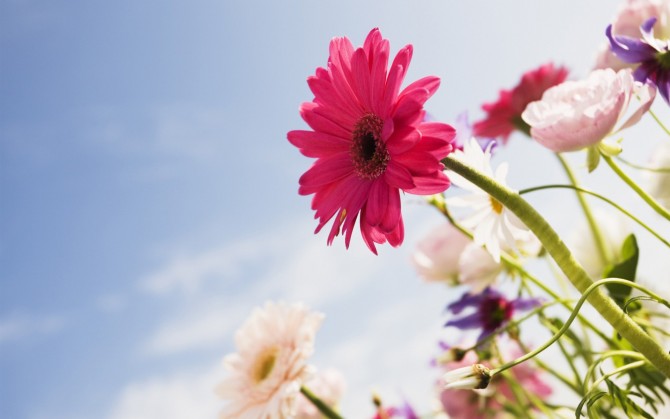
442;155;670;378
601;153;670;221
583;350;646;386
649;109;670;137
518;184;670;248
488;277;670;378
300;386;343;419
517;340;582;395
616;155;670;173
555;153;609;265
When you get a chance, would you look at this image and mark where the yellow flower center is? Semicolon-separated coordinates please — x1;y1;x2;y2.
489;196;503;214
252;346;279;384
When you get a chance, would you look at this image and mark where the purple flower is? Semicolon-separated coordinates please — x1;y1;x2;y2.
607;17;670;104
444;287;541;342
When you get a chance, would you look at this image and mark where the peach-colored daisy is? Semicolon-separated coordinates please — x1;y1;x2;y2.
217;302;324;419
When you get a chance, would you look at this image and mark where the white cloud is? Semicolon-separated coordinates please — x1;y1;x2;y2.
0;312;66;344
107;365;222;419
140;300;248;356
139;234;280;295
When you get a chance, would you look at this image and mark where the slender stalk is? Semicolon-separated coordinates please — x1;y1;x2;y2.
648;109;670;136
616;155;670;173
601;153;670;221
518;184;670;247
300;386;343;419
442;155;670;377
517;340;582;395
555;153;609;264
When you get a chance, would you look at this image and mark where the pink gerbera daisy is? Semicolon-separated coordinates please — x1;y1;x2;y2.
472;63;568;143
288;28;456;254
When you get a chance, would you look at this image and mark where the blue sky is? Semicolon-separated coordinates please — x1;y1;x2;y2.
2;0;669;418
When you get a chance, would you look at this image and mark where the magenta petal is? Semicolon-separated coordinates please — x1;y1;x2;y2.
400;76;441;99
351;47;373;110
409;172;451;195
365;180;388;227
298;154;353;192
386;126;420;155
287;130;350;158
384;160;415;190
379;188;401;232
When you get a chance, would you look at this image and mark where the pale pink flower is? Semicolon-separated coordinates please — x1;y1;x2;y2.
411;222;502;291
645;142;670;209
522;69;656;153
294;369;346;419
412;223;472;284
217;302;324;419
288;28;456;254
594;0;669;70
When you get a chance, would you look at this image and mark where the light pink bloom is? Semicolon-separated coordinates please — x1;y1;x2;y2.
294;369;346;419
594;0;668;70
412;223;472;283
288;28;456;254
412;222;502;291
522;69;656;153
217;302;324;419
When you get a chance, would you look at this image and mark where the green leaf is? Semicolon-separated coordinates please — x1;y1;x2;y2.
604;234;639;307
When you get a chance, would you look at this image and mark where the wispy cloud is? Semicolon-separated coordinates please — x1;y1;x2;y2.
0;312;66;344
106;365;222;419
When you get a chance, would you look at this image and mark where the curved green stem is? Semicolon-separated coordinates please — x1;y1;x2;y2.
583;350;646;386
648;109;670;137
518;184;670;247
601;153;670;221
300;386;343;419
442;155;670;378
555;153;609;264
616;155;670;173
489;278;668;377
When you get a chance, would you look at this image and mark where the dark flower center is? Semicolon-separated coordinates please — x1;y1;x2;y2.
657;49;670;70
351;114;390;180
479;296;513;331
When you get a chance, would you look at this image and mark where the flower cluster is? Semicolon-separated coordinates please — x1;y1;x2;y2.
219;1;670;418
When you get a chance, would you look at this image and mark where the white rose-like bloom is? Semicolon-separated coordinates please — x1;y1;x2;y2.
446;138;532;263
217;302;324;419
569;209;632;279
645;142;670;210
522;69;655;153
294;369;346;419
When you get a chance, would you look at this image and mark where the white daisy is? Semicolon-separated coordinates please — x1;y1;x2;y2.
217;302;324;419
446;138;531;262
